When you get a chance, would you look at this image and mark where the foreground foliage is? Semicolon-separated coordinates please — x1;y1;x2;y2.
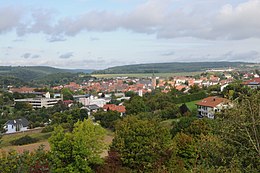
0;91;259;172
49;119;106;172
111;116;172;172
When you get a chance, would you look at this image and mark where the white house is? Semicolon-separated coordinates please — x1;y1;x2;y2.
81;104;100;116
79;96;109;107
196;96;232;119
4;118;29;134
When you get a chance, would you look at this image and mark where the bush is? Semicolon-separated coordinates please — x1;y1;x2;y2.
41;125;54;133
11;135;39;146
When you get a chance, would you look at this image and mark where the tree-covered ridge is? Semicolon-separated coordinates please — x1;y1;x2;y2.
0;66;93;82
0;76;27;88
92;61;252;74
32;72;93;86
0;66;67;81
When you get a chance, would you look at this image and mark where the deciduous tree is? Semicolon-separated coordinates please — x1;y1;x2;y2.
111;116;172;172
49;119;106;172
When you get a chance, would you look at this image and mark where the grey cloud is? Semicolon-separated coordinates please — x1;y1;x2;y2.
21;53;31;59
161;51;175;56
220;50;260;62
90;37;99;41
2;46;13;50
0;6;24;33
31;54;40;59
13;39;24;42
48;35;66;42
59;52;74;59
21;53;41;59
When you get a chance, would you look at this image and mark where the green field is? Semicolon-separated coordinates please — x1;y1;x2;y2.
185;100;200;111
92;72;202;78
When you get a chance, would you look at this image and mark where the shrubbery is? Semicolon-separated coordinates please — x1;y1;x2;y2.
173;91;207;104
41;125;54;133
11;135;38;146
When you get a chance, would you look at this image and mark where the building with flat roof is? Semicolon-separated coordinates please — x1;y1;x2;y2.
14;92;61;108
15;97;61;108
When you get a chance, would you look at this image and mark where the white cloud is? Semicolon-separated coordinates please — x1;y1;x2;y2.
1;0;260;41
213;0;260;39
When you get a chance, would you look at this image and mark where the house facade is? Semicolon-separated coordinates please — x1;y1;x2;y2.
4;118;29;134
196;96;232;119
79;96;109;107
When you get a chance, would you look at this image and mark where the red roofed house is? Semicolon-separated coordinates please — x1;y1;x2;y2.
9;87;35;93
196;96;232;119
103;104;126;116
243;78;260;89
175;85;187;91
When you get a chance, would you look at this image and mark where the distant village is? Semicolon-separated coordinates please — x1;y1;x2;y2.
3;68;260;134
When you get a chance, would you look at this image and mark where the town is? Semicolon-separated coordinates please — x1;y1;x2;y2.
0;66;259;172
1;0;260;171
1;68;259;133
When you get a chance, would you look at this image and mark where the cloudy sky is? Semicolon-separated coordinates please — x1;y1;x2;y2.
0;0;260;69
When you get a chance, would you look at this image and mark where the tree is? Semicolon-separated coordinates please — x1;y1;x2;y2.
125;96;148;114
217;91;260;172
111;116;172;172
0;146;50;173
14;102;33;111
155;103;180;119
93;110;121;130
189;84;201;94
207;84;221;93
171;116;197;137
179;103;190;116
61;88;73;100
125;91;136;97
222;81;251;100
49;119;106;172
0;134;2;146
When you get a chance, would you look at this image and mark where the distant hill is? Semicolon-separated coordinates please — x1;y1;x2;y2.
32;72;94;86
92;62;253;74
0;66;93;82
65;69;95;74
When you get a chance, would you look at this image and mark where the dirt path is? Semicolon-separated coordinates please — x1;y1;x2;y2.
0;141;50;155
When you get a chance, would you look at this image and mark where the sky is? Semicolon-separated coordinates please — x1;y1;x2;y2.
0;0;260;69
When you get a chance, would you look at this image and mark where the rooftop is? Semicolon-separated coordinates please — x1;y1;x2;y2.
196;96;230;108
